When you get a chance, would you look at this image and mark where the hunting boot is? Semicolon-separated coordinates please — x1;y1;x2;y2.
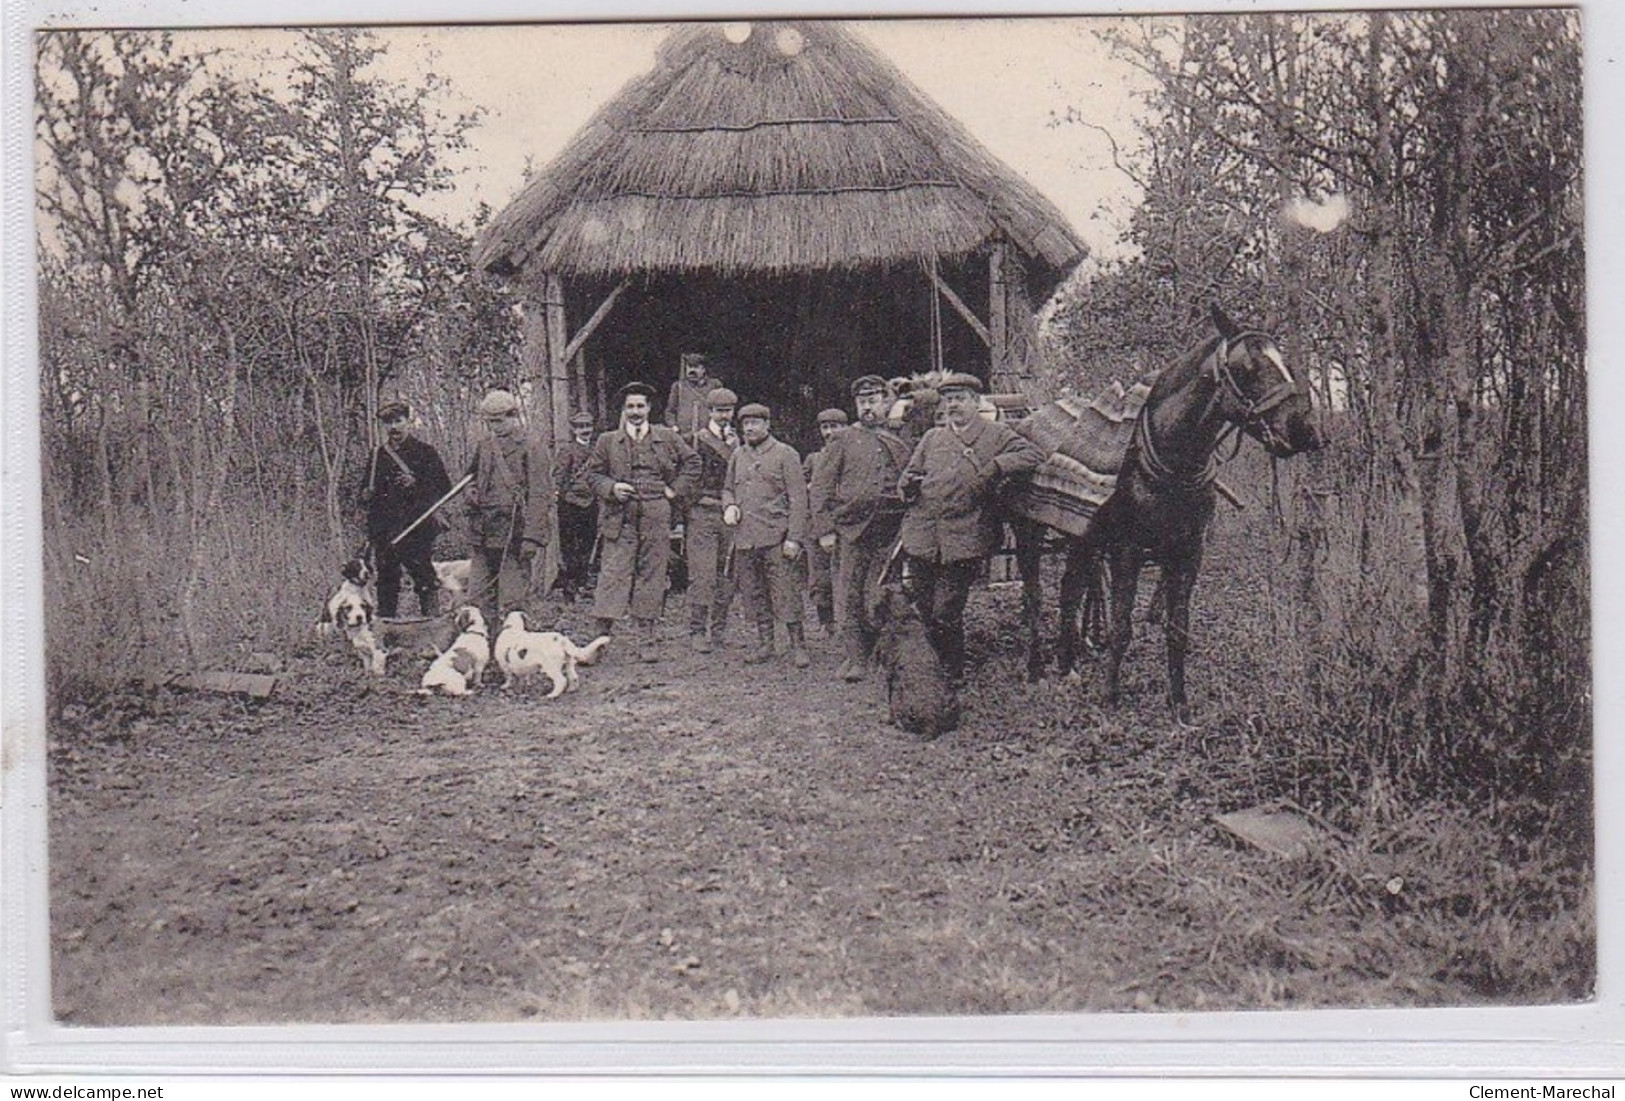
786;622;812;669
744;620;775;664
710;607;731;649
690;604;712;653
635;618;661;663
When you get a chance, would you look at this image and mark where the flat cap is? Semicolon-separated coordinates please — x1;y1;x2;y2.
568;411;595;427
817;408;850;426
377;400;411;422
738;403;771;421
705;387;739;407
850;375;890;397
477;390;519;417
680;351;709;369
936;371;984;394
616;381;656;403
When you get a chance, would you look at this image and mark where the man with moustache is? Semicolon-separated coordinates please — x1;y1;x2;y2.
683;387;740;652
586;381;700;662
802;407;848;635
552;410;598;602
723;403;811;669
808;376;912;682
664;351;725;440
897;372;1043;689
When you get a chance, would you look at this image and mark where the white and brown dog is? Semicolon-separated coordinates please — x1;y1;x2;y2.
493;611;610;698
316;558;386;675
416;605;491;697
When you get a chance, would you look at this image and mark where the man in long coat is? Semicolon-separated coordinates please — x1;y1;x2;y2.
587;381;700;662
898;372;1044;687
683;386;739;652
723;403;811;668
552;410;598;602
463;389;555;625
802;408;849;633
809;375;912;682
362;400;452;618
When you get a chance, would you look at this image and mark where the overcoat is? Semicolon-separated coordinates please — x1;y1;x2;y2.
585;426;700;541
808;422;912;547
723;437;809;551
899;415;1043;562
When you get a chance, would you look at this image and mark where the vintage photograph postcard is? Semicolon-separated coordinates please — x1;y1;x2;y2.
7;0;1617;1076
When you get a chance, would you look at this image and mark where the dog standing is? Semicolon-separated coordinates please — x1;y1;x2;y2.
416;606;491;697
493;611;610;697
317;558;386;675
872;585;959;738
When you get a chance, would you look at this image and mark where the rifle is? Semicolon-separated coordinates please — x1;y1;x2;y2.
390;473;475;546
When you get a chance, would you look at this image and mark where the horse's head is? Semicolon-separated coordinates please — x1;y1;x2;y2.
1208;306;1322;457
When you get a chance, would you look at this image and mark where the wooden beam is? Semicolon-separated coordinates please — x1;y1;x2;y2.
927;265;991;348
561;279;629;366
989;240;1009;378
544;273;571;447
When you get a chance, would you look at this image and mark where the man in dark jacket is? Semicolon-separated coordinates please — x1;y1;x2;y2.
802;407;848;634
587;381;701;662
898;372;1043;687
809;376;912;682
553;410;598;602
463;389;555;624
664;352;725;440
683;387;739;652
363;400;452;618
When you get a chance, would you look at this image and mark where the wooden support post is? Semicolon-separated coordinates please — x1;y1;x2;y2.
519;280;555;449
544;273;572;448
989;239;1009;385
926;265;991;348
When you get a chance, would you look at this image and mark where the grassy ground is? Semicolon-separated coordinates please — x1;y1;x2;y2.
47;503;1594;1024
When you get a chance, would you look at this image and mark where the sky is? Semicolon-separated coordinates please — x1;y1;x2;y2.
191;18;1159;261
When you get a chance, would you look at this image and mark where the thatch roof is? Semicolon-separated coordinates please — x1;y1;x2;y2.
473;20;1086;291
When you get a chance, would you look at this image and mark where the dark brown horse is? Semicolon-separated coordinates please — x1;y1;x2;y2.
1012;306;1322;725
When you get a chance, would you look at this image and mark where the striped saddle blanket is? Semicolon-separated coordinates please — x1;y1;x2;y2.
1009;375;1156;538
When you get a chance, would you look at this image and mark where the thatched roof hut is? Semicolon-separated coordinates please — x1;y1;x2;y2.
474;19;1086;450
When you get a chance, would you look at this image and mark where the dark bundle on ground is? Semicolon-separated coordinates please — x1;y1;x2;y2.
872;585;958;739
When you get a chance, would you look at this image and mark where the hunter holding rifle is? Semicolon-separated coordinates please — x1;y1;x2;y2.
362;400;452;618
463;389;555;625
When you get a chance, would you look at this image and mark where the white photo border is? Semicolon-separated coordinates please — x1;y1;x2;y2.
4;0;1620;1076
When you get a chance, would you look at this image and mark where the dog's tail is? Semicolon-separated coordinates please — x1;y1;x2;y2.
569;635;612;665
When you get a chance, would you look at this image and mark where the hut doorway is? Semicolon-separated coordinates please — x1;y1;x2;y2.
571;260;990;453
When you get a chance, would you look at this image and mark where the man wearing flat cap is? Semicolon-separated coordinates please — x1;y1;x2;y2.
898;372;1043;690
802;408;849;634
664;352;726;440
723;403;811;668
463;389;555;625
683;386;740;652
361;399;452;618
586;381;701;662
552;410;599;602
809;375;912;681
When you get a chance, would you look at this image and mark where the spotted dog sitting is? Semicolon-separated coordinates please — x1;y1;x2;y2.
493;610;610;697
416;606;491;697
872;585;959;738
316;557;386;676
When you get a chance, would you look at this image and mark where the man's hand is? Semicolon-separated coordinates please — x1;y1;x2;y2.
612;482;636;502
818;533;837;551
723;504;741;526
663;486;676;500
781;540;800;559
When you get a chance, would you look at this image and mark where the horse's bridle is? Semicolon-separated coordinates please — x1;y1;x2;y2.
1133;330;1301;491
1207;332;1302;453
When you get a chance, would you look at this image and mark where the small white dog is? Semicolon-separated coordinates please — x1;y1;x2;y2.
416;605;491;697
493;611;610;697
433;558;471;602
317;558;386;675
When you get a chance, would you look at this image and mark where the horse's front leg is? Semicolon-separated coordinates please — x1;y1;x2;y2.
1161;549;1202;727
1103;545;1141;707
1014;521;1045;683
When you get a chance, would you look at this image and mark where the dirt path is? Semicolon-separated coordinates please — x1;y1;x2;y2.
48;521;1491;1024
